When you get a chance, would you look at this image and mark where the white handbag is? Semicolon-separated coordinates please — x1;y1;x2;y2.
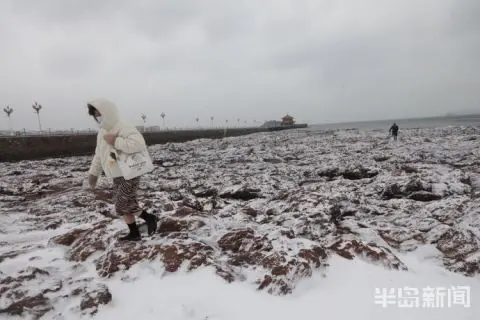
114;148;154;180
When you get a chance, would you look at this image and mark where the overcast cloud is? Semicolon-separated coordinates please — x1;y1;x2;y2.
1;0;479;130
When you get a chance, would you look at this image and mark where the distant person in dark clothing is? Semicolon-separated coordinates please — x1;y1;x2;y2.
389;122;399;140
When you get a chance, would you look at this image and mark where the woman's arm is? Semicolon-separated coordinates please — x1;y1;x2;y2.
88;134;103;176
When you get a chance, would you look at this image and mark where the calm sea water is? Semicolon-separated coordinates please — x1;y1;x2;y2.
308;115;480;132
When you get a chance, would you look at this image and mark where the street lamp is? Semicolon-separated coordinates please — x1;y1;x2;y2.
161;112;166;129
3;105;13;135
32;102;42;131
141;114;147;132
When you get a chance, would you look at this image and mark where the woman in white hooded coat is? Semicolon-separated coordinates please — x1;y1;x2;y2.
87;98;157;241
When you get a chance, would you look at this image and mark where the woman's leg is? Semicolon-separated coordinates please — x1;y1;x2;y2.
113;177;142;241
124;189;158;235
113;177;158;241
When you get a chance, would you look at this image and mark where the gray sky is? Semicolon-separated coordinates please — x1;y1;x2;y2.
1;0;479;130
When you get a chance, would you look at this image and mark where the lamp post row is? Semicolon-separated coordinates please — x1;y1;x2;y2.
140;113;256;130
2;103;44;134
3;104;260;134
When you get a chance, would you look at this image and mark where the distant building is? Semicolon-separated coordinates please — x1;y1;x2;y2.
147;126;161;131
260;120;281;128
281;114;295;125
135;125;162;132
261;114;297;128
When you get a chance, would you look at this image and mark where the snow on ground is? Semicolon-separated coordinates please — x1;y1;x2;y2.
0;125;479;319
95;254;479;320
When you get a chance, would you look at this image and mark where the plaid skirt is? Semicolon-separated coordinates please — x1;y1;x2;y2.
112;176;141;216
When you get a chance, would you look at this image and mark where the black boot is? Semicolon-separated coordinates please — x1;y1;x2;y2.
119;222;141;241
139;211;158;236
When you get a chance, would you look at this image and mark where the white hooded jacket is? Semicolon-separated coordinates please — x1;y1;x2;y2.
87;98;148;180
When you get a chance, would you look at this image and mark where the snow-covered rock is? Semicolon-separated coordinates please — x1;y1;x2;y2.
0;125;479;318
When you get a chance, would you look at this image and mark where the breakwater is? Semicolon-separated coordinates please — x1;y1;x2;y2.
0;128;269;162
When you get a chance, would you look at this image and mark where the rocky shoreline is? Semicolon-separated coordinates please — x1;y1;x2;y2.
0;125;479;318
